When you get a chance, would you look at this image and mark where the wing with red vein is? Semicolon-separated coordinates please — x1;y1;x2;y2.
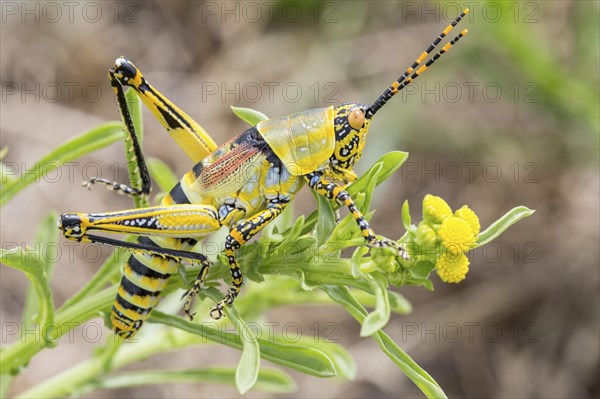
192;142;266;198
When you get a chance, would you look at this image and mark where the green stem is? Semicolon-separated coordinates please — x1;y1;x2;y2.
1;256;365;373
1;287;116;372
17;329;201;398
324;286;446;399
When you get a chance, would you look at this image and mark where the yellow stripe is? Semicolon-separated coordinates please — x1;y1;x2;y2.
111;316;131;331
162;193;174;206
112;301;143;320
148;253;179;274
230;229;244;244
118;287;156;308
183;171;196;188
125;263;169;291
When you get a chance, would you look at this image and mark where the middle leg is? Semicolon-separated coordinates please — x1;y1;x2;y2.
188;201;287;320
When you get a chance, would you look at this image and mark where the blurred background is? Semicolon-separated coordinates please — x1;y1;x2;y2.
1;1;598;397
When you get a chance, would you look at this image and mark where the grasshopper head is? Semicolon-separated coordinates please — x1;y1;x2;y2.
58;213;86;239
330;102;372;170
110;57;143;87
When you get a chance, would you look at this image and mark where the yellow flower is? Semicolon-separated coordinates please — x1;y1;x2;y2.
436;251;469;283
422;194;452;224
455;205;480;236
438;216;476;254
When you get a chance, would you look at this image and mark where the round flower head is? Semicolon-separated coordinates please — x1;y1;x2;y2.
455;205;480;236
436;251;469;283
438;216;476;254
422;194;452;224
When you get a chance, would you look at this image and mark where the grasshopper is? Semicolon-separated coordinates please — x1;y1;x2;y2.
59;10;469;338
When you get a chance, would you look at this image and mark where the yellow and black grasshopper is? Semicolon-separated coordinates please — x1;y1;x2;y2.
58;10;469;338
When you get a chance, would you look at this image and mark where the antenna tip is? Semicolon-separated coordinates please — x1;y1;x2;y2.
461;28;469;35
464;8;470;15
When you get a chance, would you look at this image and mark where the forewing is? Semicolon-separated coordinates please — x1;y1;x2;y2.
192;142;266;197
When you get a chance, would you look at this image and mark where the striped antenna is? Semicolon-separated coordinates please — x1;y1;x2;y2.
367;8;469;117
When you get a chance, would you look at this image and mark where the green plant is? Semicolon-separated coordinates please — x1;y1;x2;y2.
0;95;533;398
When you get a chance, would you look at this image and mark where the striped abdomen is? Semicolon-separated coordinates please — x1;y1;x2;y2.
111;236;195;338
111;177;201;338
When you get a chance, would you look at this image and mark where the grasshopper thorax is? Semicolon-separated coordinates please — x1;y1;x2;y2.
331;102;372;170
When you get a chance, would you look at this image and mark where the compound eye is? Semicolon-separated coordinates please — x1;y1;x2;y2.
348;109;365;130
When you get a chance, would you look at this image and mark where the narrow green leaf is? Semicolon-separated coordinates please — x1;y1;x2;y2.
359;163;383;214
271;203;295;233
0;122;123;206
360;272;391;337
410;261;435;279
476;206;535;247
313;190;337;245
1;247;56;345
324;286;447;399
347;151;408;197
147;157;179;193
387;291;413;314
1;284;118;374
281;215;305;245
22;213;58;326
230;106;269;125
401;200;414;232
1;372;14;399
239;243;265;283
225;307;260;394
405;277;434;291
350;289;413;315
149;311;338;378
315;341;356;381
85;367;296;394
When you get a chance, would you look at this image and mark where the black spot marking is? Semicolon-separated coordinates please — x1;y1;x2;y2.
158;107;181;130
